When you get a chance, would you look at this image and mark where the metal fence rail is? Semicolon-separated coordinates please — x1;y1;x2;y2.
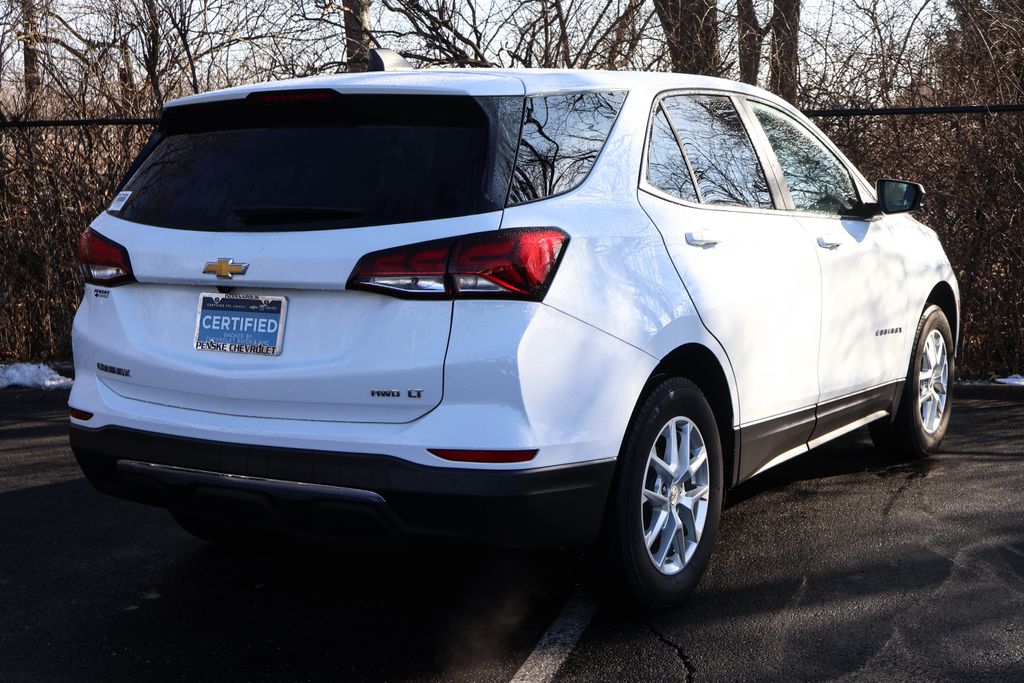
803;103;1024;117
0;117;157;129
1;103;1023;129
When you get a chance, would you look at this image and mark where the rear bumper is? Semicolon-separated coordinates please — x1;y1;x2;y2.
70;426;616;547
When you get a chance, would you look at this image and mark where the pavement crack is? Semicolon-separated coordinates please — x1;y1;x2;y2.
882;468;927;517
645;620;696;682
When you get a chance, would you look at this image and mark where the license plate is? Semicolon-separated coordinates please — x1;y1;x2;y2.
194;293;287;356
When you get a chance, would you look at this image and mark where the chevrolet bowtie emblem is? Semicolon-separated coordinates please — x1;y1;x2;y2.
203;258;249;279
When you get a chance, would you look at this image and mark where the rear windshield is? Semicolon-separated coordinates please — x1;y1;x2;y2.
114;94;523;231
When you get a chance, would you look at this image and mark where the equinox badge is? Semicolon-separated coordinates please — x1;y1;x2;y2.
203;258;249;279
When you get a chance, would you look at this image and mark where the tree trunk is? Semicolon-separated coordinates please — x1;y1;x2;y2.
342;0;373;72
19;0;41;103
142;0;163;106
768;0;800;102
737;0;765;85
653;0;721;76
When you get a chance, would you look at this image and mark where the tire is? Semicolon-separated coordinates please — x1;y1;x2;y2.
870;304;953;458
606;377;724;611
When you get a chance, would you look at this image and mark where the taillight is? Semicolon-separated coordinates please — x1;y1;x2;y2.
77;229;135;286
348;238;450;297
348;228;568;301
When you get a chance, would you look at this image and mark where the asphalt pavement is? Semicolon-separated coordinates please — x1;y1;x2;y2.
2;386;1023;681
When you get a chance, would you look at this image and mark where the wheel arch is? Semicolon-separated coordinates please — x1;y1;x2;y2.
641;343;738;488
925;280;959;354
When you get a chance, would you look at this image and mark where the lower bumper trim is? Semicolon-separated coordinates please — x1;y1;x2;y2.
117;460;387;505
71;425;616;547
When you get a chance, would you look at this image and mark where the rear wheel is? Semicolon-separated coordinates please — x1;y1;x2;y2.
607;377;724;610
870;304;953;458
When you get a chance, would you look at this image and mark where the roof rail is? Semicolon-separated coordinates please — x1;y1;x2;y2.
368;49;414;72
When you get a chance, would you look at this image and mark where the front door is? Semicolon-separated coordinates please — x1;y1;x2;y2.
745;99;910;440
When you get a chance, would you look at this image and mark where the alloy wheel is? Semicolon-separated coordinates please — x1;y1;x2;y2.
640;416;711;575
919;329;949;434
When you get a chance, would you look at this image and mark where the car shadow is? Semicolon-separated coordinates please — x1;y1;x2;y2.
0;477;576;682
725;429;927;508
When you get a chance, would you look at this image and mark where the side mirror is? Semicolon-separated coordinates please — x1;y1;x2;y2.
876;178;925;214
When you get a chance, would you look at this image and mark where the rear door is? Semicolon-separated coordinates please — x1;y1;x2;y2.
86;91;523;423
638;92;822;473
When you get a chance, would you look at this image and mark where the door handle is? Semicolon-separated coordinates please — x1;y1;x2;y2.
686;231;722;247
816;236;842;250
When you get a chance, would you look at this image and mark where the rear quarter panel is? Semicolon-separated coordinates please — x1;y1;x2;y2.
498;84;741;427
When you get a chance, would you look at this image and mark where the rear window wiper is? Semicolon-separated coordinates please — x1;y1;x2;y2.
233;205;363;225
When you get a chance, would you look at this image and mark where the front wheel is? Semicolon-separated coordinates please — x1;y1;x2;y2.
870;304;954;458
607;377;724;610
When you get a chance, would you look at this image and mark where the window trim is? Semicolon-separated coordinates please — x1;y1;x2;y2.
646;102;703;203
732;96;793;211
638;88;788;216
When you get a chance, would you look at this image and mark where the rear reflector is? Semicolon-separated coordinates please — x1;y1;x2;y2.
77;229;135;286
69;408;93;421
348;228;568;301
429;448;538;464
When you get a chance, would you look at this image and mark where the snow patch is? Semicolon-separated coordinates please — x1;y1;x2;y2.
0;363;73;391
995;374;1024;386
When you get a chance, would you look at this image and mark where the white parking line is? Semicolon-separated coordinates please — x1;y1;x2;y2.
509;589;597;683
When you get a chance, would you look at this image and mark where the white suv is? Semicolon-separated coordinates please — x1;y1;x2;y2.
69;68;958;608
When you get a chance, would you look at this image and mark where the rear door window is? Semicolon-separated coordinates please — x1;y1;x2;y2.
114;94;523;231
661;94;773;209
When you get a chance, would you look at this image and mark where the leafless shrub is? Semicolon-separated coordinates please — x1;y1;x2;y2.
0;124;150;361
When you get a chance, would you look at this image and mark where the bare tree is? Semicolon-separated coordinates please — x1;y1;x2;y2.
653;0;721;75
946;0;1024;101
18;0;41;105
736;0;768;84
342;0;374;70
376;0;497;66
373;0;665;71
767;0;798;101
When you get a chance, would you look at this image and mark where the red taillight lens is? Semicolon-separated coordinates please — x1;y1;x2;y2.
76;229;135;286
348;228;568;300
450;229;566;297
349;238;450;297
429;448;538;463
